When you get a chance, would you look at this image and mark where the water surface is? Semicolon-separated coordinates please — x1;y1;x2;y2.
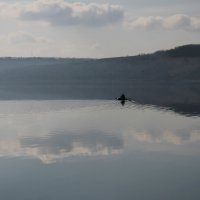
0;100;200;200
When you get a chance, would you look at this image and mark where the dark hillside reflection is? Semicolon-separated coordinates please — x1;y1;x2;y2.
115;81;200;117
129;81;200;117
1;81;200;117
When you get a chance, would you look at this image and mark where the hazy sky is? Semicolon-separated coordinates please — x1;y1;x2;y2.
0;0;199;58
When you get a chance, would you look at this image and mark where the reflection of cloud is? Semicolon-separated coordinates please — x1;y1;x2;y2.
132;130;200;145
0;131;123;164
0;140;21;156
1;129;200;163
125;14;200;31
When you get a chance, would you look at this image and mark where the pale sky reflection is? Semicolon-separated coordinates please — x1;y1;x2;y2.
0;100;200;163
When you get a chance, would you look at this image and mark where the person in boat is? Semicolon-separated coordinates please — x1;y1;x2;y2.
116;94;132;106
117;94;126;101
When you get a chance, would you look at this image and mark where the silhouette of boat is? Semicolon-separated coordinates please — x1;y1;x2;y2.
116;94;130;101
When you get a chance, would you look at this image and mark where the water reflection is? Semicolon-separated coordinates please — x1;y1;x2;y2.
20;131;123;163
133;102;200;118
2;81;200;117
130;130;200;145
128;82;200;117
0;98;200;200
0;100;200;164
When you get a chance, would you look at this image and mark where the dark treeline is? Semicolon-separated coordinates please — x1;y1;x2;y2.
0;44;200;83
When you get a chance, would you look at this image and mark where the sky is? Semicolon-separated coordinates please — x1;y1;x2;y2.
0;0;199;58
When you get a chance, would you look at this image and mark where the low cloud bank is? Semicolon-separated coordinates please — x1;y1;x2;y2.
126;14;200;31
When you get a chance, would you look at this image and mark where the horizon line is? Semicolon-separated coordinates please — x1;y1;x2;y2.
0;43;198;60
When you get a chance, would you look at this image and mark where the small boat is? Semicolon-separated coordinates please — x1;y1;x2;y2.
116;94;130;101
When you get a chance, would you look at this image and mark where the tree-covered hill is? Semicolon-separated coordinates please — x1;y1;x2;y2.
0;44;200;83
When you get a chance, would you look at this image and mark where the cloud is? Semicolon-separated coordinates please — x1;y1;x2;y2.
8;31;36;44
126;14;200;31
11;0;123;27
0;2;20;19
7;31;49;44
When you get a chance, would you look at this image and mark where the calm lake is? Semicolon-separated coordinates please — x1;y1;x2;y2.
0;99;200;200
